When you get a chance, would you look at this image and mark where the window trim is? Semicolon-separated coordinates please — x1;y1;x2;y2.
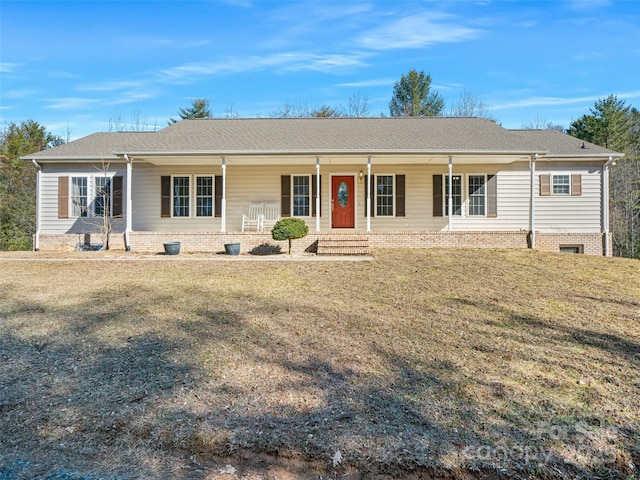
70;176;88;218
195;175;214;218
374;173;395;217
94;176;113;218
69;174;117;219
161;174;219;218
467;174;487;217
171;175;191;218
291;174;312;218
443;174;463;217
552;173;571;195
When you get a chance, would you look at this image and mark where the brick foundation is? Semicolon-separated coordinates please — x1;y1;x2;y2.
35;231;610;256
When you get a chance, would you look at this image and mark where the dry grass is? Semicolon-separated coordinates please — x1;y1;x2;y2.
0;249;638;479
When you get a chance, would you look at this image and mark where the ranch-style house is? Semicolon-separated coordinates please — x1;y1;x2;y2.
22;117;623;255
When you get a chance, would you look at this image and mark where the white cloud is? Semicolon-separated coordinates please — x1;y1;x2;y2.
121;36;211;49
493;90;640;111
45;97;101;110
158;51;370;81
567;0;611;11
48;70;82;80
0;62;20;73
77;80;147;93
357;12;482;50
3;89;40;100
337;79;395;88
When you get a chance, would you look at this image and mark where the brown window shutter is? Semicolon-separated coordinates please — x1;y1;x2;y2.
433;174;443;217
571;174;582;196
371;175;376;217
281;175;291;217
311;175;321;217
112;176;123;217
487;174;497;218
395;174;405;217
58;176;69;219
214;175;223;217
540;174;550;196
161;176;171;217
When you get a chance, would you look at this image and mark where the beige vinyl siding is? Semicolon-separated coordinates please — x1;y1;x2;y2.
364;163;531;232
133;164;221;231
40;164;127;234
44;159;599;234
535;164;602;232
452;163;531;232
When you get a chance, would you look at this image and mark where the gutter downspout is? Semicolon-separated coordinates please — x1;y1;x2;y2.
448;156;453;231
32;160;42;251
366;157;371;232
221;157;226;232
124;155;133;251
603;156;614;257
316;158;320;232
529;154;537;250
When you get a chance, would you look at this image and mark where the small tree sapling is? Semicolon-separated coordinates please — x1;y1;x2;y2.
271;218;309;255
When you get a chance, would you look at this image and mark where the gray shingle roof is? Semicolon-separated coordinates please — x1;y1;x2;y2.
24;132;157;160
23;118;621;160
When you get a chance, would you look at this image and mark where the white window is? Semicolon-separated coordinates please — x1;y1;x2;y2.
196;176;213;217
71;177;88;217
94;176;112;217
468;175;486;216
444;175;462;216
552;174;570;195
376;175;394;216
292;175;311;217
173;176;190;217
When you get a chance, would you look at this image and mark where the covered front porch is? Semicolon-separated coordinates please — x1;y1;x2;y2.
119;151;538;248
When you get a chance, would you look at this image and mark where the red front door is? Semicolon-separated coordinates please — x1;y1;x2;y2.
331;176;355;228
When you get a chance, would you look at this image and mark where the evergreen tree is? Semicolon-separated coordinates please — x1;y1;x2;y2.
389;70;444;117
169;98;212;124
568;96;640;258
0;120;63;250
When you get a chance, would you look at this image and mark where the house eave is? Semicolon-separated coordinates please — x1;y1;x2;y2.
20;155;126;162
115;149;547;157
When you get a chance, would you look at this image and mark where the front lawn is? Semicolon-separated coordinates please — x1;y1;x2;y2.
0;249;638;479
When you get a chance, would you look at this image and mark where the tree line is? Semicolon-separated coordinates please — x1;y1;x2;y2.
1;70;638;256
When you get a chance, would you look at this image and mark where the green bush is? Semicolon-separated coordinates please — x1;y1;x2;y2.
271;218;309;254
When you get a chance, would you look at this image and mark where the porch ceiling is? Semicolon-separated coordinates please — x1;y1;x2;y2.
130;152;538;166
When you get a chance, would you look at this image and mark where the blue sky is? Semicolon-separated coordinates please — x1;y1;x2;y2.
1;0;639;140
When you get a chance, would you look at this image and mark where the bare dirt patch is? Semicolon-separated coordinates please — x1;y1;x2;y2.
0;249;638;479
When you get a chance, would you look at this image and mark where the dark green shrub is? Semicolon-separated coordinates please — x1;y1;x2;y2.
271;218;309;254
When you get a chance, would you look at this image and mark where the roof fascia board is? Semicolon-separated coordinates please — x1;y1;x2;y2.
536;153;625;160
115;149;548;157
20;155;125;162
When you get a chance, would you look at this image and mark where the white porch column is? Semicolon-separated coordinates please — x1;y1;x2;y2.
366;157;371;232
124;155;133;251
315;157;320;232
529;154;537;250
221;157;227;232
603;156;612;256
32;160;41;251
447;156;453;231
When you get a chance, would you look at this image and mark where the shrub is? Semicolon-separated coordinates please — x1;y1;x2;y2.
271;218;309;254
